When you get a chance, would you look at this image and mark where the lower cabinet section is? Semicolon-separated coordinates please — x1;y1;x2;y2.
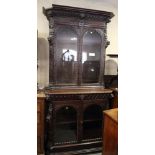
45;90;113;154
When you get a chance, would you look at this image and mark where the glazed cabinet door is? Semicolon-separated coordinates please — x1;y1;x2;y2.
81;28;105;85
54;25;79;86
52;100;80;145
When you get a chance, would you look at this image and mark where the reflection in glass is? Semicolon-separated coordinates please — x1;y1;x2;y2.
55;27;78;84
62;49;77;61
82;30;102;83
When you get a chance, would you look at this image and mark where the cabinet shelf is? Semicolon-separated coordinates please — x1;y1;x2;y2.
84;119;102;123
56;121;77;125
56;119;102;125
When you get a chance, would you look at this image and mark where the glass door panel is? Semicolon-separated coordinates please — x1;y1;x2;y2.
83;105;102;140
82;30;102;84
55;26;78;85
55;106;77;144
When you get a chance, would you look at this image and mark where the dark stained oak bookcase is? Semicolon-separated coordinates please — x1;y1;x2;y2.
42;5;115;154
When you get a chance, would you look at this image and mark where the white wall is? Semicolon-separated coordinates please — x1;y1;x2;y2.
37;0;118;86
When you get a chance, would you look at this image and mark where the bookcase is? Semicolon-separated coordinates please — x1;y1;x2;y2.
43;4;114;154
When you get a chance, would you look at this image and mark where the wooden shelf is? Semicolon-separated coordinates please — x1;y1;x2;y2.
84;119;102;123
56;121;76;125
56;119;102;125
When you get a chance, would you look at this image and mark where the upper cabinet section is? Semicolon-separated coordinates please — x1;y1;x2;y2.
43;5;114;87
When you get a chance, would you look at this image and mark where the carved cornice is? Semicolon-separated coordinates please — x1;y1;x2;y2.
43;5;114;23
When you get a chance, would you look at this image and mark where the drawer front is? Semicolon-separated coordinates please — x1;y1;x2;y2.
53;100;80;111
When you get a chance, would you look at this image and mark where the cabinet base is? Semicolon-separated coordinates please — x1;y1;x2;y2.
46;141;102;155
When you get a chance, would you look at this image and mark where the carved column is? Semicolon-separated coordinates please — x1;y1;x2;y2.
48;18;55;85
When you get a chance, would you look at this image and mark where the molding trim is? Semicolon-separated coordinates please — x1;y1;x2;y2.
43;5;114;22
